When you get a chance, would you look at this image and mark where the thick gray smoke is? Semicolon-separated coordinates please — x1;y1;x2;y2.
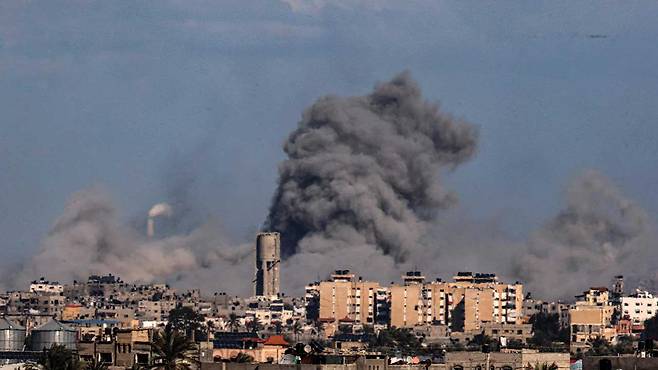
514;170;655;299
266;71;478;267
11;71;657;300
15;187;254;295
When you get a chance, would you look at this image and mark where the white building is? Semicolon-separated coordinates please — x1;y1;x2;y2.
29;278;63;294
621;290;658;325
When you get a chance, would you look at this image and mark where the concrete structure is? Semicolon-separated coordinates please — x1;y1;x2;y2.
77;328;151;367
255;232;281;298
445;350;570;370
29;278;63;295
319;270;379;324
620;290;658;325
570;304;615;350
576;287;610;307
389;272;523;331
480;322;533;344
212;333;289;363
582;356;658;370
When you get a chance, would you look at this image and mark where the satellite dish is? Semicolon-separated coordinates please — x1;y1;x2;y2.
304;344;312;354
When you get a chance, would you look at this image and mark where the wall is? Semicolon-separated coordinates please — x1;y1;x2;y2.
582;356;658;370
201;364;445;370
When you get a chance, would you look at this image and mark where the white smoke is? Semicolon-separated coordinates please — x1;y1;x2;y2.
15;187;253;295
148;203;173;218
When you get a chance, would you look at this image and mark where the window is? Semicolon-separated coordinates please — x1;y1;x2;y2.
452;366;463;370
136;353;149;364
99;353;113;363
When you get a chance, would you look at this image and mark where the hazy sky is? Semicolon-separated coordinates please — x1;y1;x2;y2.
2;1;658;266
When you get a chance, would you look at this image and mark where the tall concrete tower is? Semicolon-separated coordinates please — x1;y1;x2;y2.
254;232;280;297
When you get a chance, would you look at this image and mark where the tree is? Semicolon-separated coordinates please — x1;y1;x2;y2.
525;363;558;370
643;314;658;341
371;328;421;355
529;313;569;348
292;320;303;342
586;337;612;356
312;320;324;338
230;352;254;363
82;361;108;370
227;313;240;332
168;306;204;340
274;321;283;334
149;324;199;370
612;335;635;354
468;334;498;352
246;318;263;333
26;345;81;370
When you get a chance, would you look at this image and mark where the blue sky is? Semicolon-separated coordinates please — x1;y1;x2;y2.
2;1;658;263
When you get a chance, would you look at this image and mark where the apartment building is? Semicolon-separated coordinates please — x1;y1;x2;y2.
318;270;379;324
620;290;658;325
570;287;616;349
389;271;523;331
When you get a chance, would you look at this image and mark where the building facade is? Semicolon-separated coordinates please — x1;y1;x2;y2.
319;270;379;324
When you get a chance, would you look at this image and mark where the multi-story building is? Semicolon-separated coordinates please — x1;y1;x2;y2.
620;290;658;325
575;287;609;306
570;287;616;350
389;271;523;332
318;270;379;324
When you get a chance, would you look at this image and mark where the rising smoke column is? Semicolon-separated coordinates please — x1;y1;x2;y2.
16;187;254;295
514;170;654;299
266;72;478;268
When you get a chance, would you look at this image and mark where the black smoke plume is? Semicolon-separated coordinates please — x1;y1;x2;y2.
266;71;478;263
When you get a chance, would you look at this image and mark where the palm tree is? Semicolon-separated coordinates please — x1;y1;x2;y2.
227;313;240;333
83;360;108;370
246;318;263;334
274;321;283;334
149;324;199;370
230;352;254;363
26;345;81;370
312;320;324;339
526;363;558;370
292;321;303;342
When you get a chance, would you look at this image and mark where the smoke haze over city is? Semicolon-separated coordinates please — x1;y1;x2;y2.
2;1;658;300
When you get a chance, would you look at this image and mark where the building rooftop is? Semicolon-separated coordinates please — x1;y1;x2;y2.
0;317;24;331
263;335;289;346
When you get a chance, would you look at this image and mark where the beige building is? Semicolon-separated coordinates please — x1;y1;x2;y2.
445;350;570;370
319;270;379;324
570;287;616;350
390;272;523;332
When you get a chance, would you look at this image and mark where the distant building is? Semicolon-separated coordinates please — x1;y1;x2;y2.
570;288;616;350
29;278;63;295
318;270;379;324
389;271;523;331
445;350;570;370
575;287;609;307
621;290;658;326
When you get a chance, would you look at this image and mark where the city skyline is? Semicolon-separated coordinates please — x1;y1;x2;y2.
2;1;658;300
